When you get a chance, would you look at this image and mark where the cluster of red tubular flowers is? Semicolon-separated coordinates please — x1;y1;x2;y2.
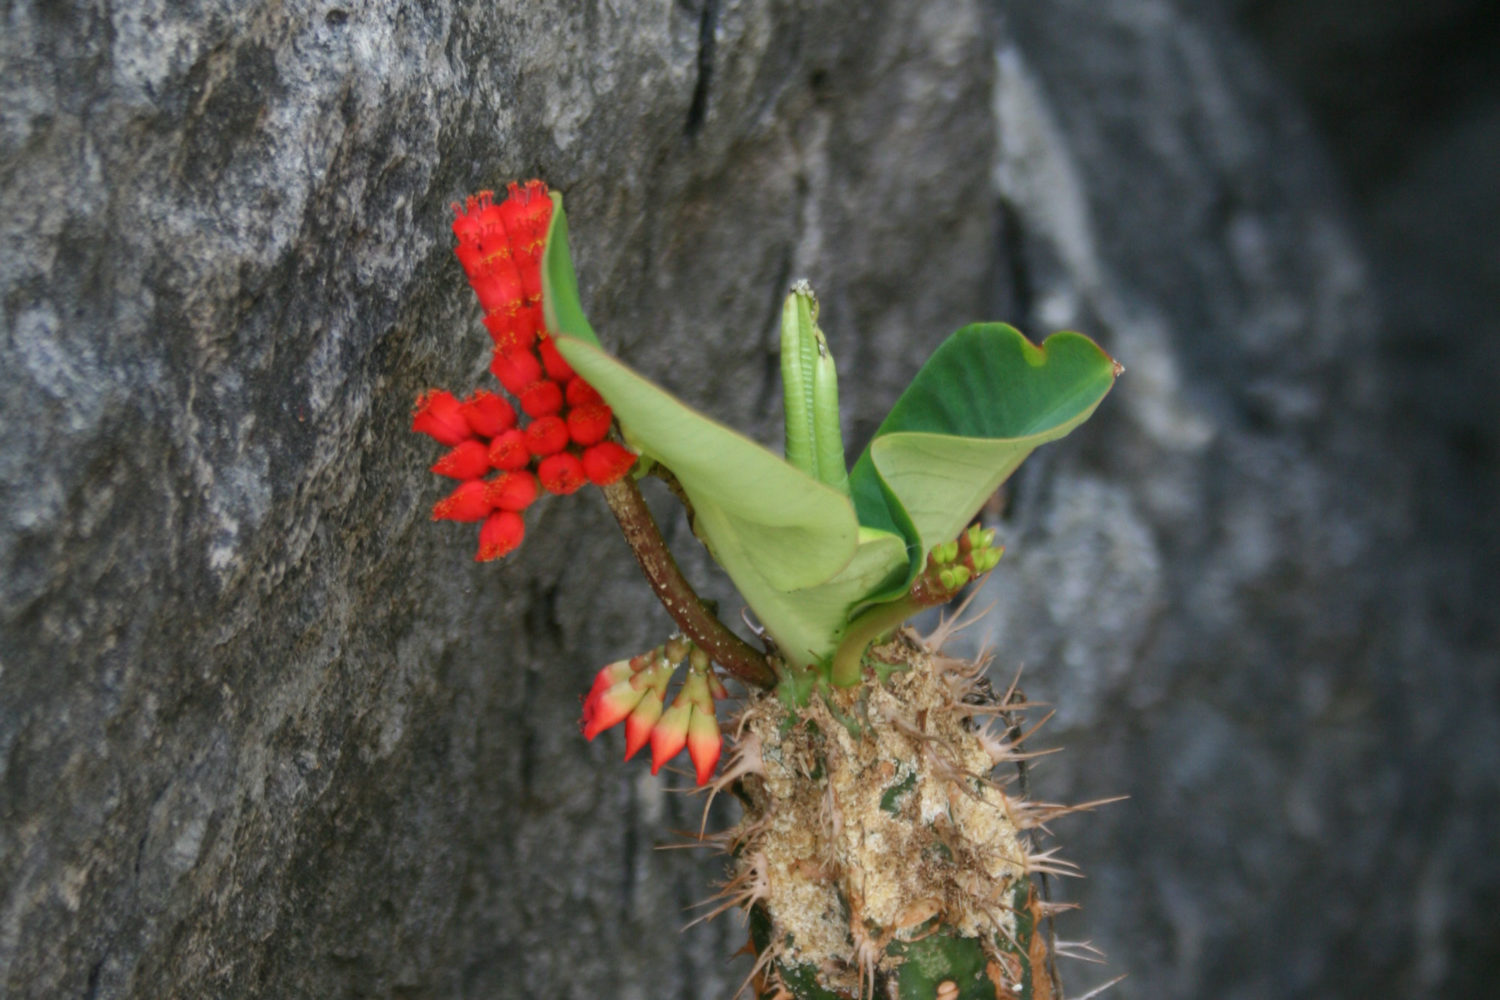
411;180;637;561
581;636;726;785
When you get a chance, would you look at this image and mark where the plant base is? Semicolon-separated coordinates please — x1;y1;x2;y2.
713;632;1068;1000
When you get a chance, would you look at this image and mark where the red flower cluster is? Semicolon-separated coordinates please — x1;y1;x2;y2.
412;181;637;560
581;638;726;785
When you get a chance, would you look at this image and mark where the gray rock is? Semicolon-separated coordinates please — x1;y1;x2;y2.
2;1;1493;998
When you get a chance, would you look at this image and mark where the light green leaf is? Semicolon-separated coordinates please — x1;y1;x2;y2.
555;336;855;590
705;521;912;668
555;335;902;667
540;192;600;348
539;196;1108;669
541;192;907;668
851;324;1119;591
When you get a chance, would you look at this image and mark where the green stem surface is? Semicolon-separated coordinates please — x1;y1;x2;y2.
829;595;921;687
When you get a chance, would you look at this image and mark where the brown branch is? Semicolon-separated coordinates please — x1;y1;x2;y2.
649;464;698;536
599;477;777;689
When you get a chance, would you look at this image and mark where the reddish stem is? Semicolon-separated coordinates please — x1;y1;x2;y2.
599;477;777;689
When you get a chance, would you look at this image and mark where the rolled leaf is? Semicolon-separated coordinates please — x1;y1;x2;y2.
780;282;849;495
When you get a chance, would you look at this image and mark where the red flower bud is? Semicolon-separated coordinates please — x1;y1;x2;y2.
460;390;516;437
452;240;487;277
581;441;637;485
497;180;552;247
476;510;525;561
412;389;472;446
451;191;500;245
564;376;604;408
566;403;613;447
490;348;544;396
452;195;507;280
432;480;492;522
516;248;545;299
537;337;575;381
467;266;526;316
524;415;570;457
455;183;552;342
487;428;531;470
537;452;587;494
518;378;564;418
485;470;539;511
431;440;492;480
483;307;539;354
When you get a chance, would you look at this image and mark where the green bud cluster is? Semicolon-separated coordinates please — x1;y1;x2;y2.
910;525;1004;606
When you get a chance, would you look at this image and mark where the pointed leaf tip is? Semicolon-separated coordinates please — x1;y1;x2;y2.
540;191;602;348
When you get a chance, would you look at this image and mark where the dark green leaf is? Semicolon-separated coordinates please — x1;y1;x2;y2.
851;324;1118;593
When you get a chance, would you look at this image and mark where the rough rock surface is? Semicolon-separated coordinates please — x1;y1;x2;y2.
1;1;1494;998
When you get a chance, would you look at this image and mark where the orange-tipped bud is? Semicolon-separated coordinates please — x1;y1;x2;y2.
581;441;637;485
537;452;587;494
623;689;665;761
566;403;613;446
583;660;634;716
581;660;645;740
432;480;492;522
412;389;472;446
485;470;539;512
537;337;576;381
686;707;722;786
518;378;564;418
707;672;729;701
431;440;492;480
487;428;531;470
649;694;692;775
460;390;517;437
476;510;525;560
490;348;544;396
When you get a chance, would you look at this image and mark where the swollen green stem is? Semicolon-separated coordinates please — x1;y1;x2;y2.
829;594;923;687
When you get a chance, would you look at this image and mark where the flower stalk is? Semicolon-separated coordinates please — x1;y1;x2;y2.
598;477;777;689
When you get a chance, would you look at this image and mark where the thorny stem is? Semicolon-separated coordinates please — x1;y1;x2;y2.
999;684;1062;995
600;477;777;689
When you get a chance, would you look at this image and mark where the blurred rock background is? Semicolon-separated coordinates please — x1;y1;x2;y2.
1;1;1494;997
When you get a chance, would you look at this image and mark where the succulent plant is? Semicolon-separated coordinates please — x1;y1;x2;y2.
412;182;1121;997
